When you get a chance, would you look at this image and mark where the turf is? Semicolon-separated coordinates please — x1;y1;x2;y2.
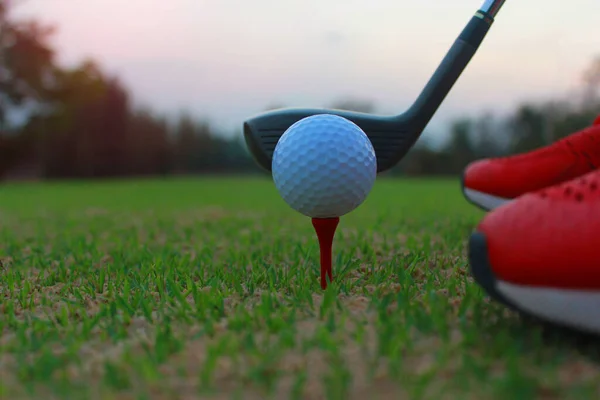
1;177;599;400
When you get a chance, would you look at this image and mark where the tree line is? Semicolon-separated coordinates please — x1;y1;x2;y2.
1;1;599;180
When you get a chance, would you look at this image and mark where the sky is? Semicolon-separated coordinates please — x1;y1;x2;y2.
11;0;600;141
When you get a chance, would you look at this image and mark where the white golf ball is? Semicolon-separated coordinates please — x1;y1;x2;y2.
272;114;377;218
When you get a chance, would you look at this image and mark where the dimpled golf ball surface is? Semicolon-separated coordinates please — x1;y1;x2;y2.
272;114;377;218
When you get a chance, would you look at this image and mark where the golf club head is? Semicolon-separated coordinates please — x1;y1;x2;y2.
243;0;505;173
244;108;415;173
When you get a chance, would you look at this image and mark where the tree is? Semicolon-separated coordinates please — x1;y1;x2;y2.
446;118;475;171
582;55;600;105
508;104;547;153
0;0;57;129
329;98;375;113
126;107;171;175
263;102;287;111
172;113;218;173
471;112;503;158
0;0;59;178
34;60;132;178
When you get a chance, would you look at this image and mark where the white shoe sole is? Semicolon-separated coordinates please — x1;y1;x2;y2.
463;188;511;211
470;231;600;336
497;281;600;335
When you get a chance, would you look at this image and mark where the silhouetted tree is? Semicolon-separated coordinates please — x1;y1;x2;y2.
0;0;58;177
329;98;375;113
446;118;475;170
471;112;505;158
507;105;547;153
126;107;171;175
0;1;57;126
582;55;600;105
3;0;600;181
34;60;131;178
263;102;287;111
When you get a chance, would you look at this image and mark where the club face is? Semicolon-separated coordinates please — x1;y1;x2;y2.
243;108;418;173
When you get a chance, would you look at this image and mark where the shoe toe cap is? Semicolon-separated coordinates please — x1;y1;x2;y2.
463;159;505;196
463;158;526;199
477;194;600;290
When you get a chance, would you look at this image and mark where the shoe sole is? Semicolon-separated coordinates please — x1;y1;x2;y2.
460;174;511;211
468;232;600;335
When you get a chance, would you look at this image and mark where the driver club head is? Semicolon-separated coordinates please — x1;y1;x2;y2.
244;108;416;174
243;0;506;173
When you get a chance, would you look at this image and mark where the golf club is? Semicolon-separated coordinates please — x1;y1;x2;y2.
243;0;506;173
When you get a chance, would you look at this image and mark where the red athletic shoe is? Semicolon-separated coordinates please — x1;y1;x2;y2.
462;116;600;211
468;168;600;334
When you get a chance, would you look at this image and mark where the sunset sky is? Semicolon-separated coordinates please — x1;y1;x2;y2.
12;0;600;140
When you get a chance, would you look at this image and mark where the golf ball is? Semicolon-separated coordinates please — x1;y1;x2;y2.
272;114;377;218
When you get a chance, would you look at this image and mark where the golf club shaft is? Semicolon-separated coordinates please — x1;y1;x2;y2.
481;0;505;18
404;0;505;129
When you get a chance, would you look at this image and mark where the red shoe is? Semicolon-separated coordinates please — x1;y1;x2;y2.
468;168;600;334
462;115;600;211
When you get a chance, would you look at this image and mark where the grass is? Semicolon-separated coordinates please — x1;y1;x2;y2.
0;176;599;400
